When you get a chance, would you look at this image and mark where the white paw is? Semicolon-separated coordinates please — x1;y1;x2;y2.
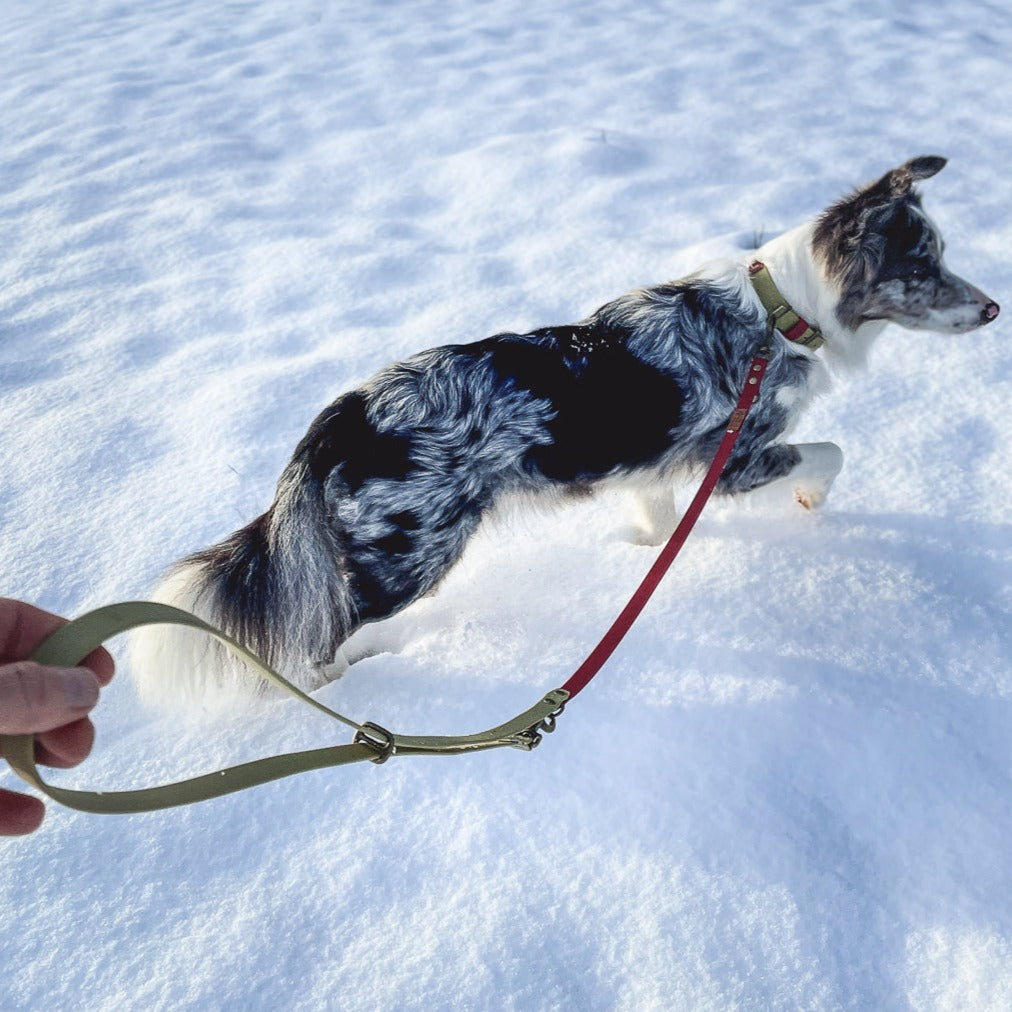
621;525;671;547
790;442;843;511
793;479;832;511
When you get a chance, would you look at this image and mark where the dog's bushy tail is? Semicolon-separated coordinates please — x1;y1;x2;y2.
129;465;355;712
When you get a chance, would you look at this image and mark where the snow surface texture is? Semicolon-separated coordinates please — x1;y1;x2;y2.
2;1;1011;1008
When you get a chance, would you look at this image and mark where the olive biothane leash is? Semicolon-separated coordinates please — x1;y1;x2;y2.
0;261;820;815
1;601;570;814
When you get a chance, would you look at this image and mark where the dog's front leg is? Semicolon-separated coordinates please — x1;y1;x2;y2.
782;442;845;510
719;441;843;510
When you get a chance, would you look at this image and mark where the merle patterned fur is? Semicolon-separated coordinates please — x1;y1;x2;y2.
131;156;998;704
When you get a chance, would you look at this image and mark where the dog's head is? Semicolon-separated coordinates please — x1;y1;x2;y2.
813;156;999;334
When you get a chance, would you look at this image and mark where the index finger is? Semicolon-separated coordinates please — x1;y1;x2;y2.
0;598;115;686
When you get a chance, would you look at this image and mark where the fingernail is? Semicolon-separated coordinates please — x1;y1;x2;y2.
59;668;100;711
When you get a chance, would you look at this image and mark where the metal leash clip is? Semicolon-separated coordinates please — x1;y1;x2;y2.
513;693;568;750
382;688;572;758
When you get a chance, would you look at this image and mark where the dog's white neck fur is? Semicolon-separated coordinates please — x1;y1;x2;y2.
753;221;887;369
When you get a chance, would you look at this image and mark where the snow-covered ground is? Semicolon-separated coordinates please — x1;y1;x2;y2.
2;0;1011;1008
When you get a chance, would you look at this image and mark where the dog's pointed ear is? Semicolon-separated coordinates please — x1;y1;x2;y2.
874;155;947;199
816;156;947;273
905;154;947;179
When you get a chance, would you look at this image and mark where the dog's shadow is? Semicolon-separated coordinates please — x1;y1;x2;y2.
326;504;1011;1002
337;502;1011;703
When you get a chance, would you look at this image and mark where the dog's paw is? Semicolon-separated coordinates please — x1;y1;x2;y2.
627;527;670;547
789;442;843;511
793;479;831;511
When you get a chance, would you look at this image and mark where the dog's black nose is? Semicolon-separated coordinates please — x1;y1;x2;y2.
982;301;1000;323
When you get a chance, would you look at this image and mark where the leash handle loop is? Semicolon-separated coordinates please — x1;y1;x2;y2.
0;602;569;814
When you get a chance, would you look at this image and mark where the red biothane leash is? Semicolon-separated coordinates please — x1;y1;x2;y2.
0;261;818;815
562;347;769;698
562;259;820;699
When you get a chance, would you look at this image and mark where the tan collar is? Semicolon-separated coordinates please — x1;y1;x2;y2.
748;260;825;351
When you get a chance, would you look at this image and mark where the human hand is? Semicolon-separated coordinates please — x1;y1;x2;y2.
0;598;115;835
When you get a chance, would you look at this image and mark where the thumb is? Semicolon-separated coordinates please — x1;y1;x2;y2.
0;662;101;735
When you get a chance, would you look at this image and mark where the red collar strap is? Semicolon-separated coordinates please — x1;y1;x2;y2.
747;260;825;350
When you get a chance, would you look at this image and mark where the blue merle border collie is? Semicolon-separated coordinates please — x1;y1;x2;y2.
131;156;999;708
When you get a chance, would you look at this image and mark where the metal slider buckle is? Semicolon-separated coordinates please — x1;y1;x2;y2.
354;722;396;764
769;303;793;333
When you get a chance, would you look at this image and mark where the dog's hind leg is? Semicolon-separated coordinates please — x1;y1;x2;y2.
626;485;679;545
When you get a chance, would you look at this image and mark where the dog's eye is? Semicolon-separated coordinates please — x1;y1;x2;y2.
906;264;928;280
